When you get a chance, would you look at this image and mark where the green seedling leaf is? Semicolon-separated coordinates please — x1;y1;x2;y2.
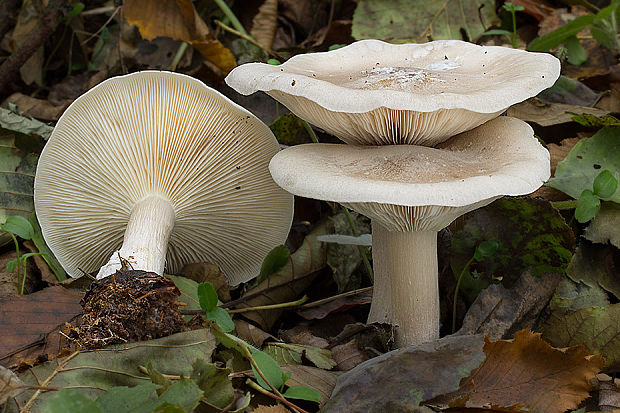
563;35;588;65
95;384;160;412
575;189;600;223
328;44;346;50
206;307;234;333
46;390;102;413
283;385;321;402
547;127;620;203
502;2;524;12
256;245;290;285
6;259;17;273
1;215;34;240
197;282;218;312
570;113;620;127
69;2;85;18
252;351;284;391
473;240;499;261
528;14;595;52
267;58;281;65
190;359;234;408
593;170;618;199
352;0;499;43
482;29;512;36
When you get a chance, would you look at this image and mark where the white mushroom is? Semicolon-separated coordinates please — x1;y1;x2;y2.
34;71;293;285
269;117;550;347
225;39;560;146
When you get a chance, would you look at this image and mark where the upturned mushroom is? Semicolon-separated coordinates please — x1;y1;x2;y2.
269;117;550;347
35;71;293;285
225;39;560;146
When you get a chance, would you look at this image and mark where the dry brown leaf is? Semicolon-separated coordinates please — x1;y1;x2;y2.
2;93;68;121
529;137;580;201
506;98;608;127
253;405;290;413
181;262;230;302
250;0;278;51
430;330;604;413
123;0;236;73
600;380;620;410
331;339;369;371
233;320;277;348
282;364;340;407
0;286;82;367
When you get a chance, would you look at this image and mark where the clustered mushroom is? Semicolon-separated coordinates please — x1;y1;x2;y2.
226;39;559;347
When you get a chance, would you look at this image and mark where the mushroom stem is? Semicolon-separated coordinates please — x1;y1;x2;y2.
97;195;176;279
369;222;439;347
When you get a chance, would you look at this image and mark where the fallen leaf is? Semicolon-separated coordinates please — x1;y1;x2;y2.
232;220;328;330
167;274;201;321
234;320;277;348
264;343;336;370
511;0;554;21
352;0;499;43
0;286;82;366
12;329;216;412
585;202;620;248
599;380;620;410
331;339;369;371
324;334;485;412
123;0;236;73
250;0;278;50
506;98;609;127
270;113;313;146
253;404;290;413
282;365;340;408
549;278;610;315
11;0;43;86
542;303;620;373
547;127;620;203
566;242;620;300
457;269;561;340
430;330;604;413
297;288;372;320
0;365;27;404
2;93;68;121
538;75;602;107
179;262;231;302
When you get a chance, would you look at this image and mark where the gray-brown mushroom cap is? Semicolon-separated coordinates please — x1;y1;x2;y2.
226;39;560;146
269;116;549;230
35;71;294;285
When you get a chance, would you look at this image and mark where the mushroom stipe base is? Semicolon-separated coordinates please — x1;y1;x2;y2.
68;270;185;348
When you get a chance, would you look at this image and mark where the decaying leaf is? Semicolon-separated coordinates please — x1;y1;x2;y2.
234;320;277;348
123;0;236;73
457;269;561;340
2;93;68;121
599;380;620;411
567;242;620;300
0;365;27;404
542;303;620;372
549;278;610;315
331;339;369;371
430;330;604;412
352;0;499;43
253;404;290;413
180;262;231;302
250;0;278;51
324;334;486;412
233;220;329;330
584;202;620;248
264;342;336;370
11;329;216;412
282;365;340;408
0;286;82;366
506;98;609;127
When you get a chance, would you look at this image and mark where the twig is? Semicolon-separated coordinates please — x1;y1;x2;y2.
0;0;21;41
0;3;62;96
342;206;374;282
170;43;189;71
212;0;248;35
214;19;284;61
181;295;309;315
240;345;307;413
297;286;373;310
302;120;319;144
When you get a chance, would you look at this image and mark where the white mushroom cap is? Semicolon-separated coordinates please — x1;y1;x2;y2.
35;71;293;285
269;116;549;231
226;40;560;146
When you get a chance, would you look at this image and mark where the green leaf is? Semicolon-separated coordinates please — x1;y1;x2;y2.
197;282;218;312
547;127;620;203
256;245;290;285
283;385;321;402
190;359;234;409
264;343;337;370
575;189;600;223
473;240;499;261
29;213;66;281
270;113;312;145
528;14;595;51
591;24;619;50
267;58;281;65
46;390;102;413
69;2;85;18
593;170;618;199
328;44;347;50
352;0;499;43
95;384;159;413
1;215;34;239
563;36;587;65
251;351;284;391
154;378;203;413
152;403;185;413
206;307;234;332
6;259;17;273
482;29;512;36
570;113;620;128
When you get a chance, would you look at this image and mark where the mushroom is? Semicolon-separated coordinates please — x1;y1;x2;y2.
34;71;294;286
225;39;560;146
269;117;550;347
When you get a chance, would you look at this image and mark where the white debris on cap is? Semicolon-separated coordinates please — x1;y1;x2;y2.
269;116;549;231
35;71;293;285
226;39;560;146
